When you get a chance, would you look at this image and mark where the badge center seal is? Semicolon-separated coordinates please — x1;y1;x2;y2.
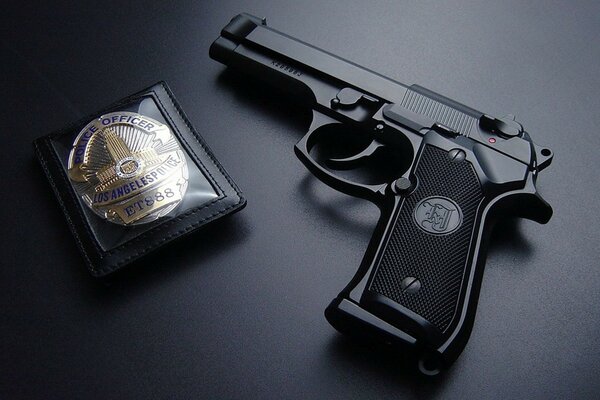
116;157;143;178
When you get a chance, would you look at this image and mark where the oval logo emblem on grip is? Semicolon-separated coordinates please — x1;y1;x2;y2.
413;196;462;235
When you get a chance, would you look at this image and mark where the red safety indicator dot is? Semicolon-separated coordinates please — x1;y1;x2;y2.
488;137;496;143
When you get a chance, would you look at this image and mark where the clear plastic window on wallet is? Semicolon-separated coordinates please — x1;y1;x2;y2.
51;95;219;250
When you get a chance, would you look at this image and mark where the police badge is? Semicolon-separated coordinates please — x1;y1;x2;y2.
67;112;189;225
34;82;246;276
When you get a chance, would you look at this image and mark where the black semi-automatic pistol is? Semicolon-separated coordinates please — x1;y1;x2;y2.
210;13;553;375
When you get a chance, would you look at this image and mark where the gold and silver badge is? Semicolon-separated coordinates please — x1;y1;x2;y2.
68;112;189;225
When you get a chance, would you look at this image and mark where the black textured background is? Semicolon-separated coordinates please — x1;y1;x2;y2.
1;1;599;399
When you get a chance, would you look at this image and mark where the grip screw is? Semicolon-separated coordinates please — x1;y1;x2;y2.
448;149;466;162
401;277;421;294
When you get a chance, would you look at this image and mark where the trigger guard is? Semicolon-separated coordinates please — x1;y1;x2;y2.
295;112;386;203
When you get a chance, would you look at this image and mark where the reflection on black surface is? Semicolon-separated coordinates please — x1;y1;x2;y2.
323;335;453;392
297;174;376;239
83;215;250;299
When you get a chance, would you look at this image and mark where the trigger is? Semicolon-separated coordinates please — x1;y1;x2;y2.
327;140;385;170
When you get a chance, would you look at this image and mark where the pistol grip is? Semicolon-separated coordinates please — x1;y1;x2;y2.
326;143;497;374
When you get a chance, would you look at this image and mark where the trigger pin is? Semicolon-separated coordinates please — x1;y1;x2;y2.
393;177;413;194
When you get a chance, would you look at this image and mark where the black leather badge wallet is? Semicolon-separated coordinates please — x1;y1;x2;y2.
34;82;246;276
